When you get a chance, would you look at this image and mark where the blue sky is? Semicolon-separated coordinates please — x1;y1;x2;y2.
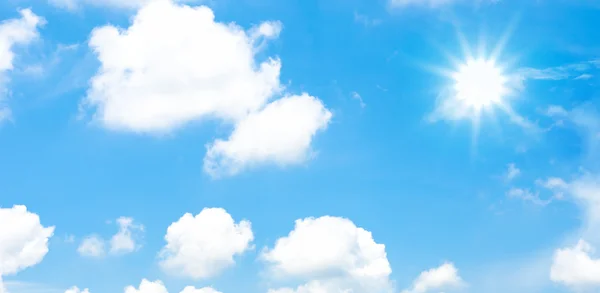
1;1;600;293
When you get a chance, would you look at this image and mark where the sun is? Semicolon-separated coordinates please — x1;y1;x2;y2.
452;58;508;112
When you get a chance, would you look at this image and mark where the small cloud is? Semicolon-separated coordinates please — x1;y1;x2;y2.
506;188;553;206
354;12;382;27
109;217;144;254
77;217;144;258
401;262;466;293
77;235;105;258
351;91;366;108
64;234;76;243
575;74;593;80
505;163;521;181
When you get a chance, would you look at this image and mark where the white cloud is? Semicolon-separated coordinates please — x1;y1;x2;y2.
125;280;221;293
83;0;330;177
65;286;91;293
0;206;54;276
110;217;144;254
401;263;465;293
84;0;281;133
204;94;332;177
0;9;44;122
159;208;253;279
575;74;593;80
507;188;554;206
78;217;144;258
125;279;168;293
505;163;520;181
179;287;222;293
77;235;106;258
550;239;600;289
351;91;366;108
262;216;392;293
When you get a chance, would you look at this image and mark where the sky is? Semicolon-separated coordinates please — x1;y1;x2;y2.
1;0;600;293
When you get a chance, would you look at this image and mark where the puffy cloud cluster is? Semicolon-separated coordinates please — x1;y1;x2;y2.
159;208;254;279
261;216;392;293
0;206;54;291
83;0;332;177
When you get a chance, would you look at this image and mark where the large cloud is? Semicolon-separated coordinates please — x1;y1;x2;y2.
0;205;54;291
0;9;44;121
83;0;331;177
204;94;332;177
84;0;281;133
261;216;392;293
159;208;253;279
551;239;600;289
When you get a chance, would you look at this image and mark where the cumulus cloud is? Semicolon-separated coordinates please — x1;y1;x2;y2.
82;0;331;177
401;263;465;293
551;239;600;289
0;9;44;122
110;217;144;254
125;280;221;293
262;216;392;293
125;279;168;293
65;286;91;293
204;94;332;177
159;208;253;279
84;0;281;133
0;205;54;291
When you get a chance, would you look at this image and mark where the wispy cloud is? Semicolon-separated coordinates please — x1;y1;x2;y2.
517;60;600;81
354;12;382;27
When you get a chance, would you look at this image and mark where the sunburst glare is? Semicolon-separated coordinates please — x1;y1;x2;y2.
426;25;532;146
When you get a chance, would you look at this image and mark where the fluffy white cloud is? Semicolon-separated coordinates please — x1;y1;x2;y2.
65;286;91;293
551;239;600;288
125;279;168;293
401;263;465;293
83;0;331;177
159;208;253;279
205;94;332;177
84;0;281;133
125;280;221;293
77;235;106;258
0;9;44;121
262;216;392;293
110;217;144;254
0;205;54;276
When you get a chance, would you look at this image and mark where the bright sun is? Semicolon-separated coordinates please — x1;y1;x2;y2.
452;58;507;112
